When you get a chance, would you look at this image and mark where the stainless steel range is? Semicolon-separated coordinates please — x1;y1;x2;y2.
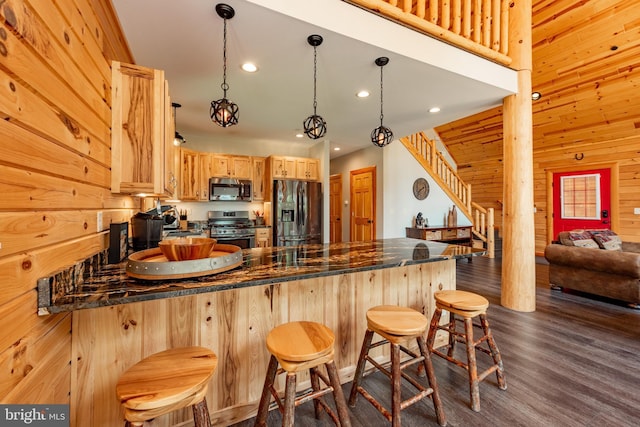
207;210;255;249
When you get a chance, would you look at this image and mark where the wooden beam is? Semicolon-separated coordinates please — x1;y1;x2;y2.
501;0;536;312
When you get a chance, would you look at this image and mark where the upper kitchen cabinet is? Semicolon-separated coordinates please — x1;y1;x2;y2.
296;158;319;181
111;61;175;196
269;156;297;179
164;81;179;199
252;157;266;201
269;156;320;181
180;148;200;201
210;154;252;179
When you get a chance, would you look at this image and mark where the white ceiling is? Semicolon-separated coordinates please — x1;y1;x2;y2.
111;0;517;158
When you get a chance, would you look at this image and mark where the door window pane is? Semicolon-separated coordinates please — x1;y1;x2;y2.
560;174;600;220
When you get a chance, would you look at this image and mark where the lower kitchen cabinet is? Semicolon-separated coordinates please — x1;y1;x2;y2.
255;227;271;248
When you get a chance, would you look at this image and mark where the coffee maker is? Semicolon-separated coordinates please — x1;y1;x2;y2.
130;212;163;251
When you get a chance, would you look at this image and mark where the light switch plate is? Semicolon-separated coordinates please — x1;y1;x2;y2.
97;211;103;232
634;208;640;215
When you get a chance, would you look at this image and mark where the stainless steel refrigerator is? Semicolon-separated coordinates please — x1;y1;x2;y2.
273;180;322;246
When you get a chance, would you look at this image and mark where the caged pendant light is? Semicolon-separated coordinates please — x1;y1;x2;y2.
303;34;327;140
172;102;186;146
210;3;239;128
371;57;393;147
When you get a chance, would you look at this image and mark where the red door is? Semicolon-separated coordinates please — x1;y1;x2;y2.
552;168;611;237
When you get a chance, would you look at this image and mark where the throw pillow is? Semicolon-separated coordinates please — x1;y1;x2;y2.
567;230;599;249
589;229;622;251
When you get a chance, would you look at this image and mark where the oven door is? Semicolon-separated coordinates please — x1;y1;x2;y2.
213;235;255;249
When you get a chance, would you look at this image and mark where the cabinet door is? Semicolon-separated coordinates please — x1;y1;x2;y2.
305;158;319;181
111;61;166;195
272;156;296;179
231;156;252;179
211;155;231;177
198;153;213;201
271;156;288;179
163;81;178;198
255;228;271;248
180;148;200;201
252;157;266;201
296;158;319;181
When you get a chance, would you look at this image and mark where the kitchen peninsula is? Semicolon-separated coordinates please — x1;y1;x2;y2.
47;238;483;426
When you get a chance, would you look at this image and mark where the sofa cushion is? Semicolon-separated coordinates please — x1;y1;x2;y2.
566;230;599;248
589;229;622;251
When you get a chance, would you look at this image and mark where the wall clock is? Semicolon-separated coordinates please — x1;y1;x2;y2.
412;178;429;200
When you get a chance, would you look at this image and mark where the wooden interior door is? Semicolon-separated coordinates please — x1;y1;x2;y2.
552;168;611;237
350;166;376;242
329;174;343;243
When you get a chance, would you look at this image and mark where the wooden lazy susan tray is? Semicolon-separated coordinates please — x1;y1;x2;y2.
126;244;243;280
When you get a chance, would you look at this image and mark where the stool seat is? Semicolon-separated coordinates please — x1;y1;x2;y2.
116;346;217;426
434;290;489;312
256;321;351;427
266;321;334;363
366;305;428;337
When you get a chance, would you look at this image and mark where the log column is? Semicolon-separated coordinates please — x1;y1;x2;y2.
501;0;535;312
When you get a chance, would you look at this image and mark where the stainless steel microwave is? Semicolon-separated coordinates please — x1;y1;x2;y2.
209;178;252;201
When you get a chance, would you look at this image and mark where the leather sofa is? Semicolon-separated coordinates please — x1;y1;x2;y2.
544;231;640;308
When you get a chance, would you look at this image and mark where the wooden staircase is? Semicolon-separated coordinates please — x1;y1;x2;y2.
399;131;496;258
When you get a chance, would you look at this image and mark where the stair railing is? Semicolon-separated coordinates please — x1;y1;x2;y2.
400;131;495;258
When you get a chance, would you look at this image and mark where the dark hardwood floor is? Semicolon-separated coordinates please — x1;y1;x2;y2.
231;257;640;426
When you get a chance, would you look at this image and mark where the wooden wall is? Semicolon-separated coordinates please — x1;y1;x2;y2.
436;0;640;254
0;0;134;404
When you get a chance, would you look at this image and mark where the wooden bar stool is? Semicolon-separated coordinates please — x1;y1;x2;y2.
255;321;351;427
115;346;217;427
349;305;446;427
426;290;507;412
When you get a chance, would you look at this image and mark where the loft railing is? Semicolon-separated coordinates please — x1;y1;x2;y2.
400;131;495;258
343;0;512;66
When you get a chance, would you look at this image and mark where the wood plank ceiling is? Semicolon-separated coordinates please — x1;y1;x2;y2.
435;0;640;245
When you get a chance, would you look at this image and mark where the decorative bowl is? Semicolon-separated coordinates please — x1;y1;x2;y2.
158;237;217;261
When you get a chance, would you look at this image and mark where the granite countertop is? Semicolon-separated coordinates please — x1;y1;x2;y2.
37;238;485;315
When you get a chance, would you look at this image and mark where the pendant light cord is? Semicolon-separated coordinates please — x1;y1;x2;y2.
312;45;318;115
379;65;384;127
221;17;229;97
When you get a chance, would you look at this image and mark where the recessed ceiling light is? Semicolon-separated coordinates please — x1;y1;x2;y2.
429;107;441;113
295;133;304;138
531;91;542;101
334;147;341;151
241;63;258;72
356;90;370;98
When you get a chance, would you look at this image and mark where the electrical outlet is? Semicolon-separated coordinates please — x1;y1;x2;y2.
634;208;640;215
97;211;103;232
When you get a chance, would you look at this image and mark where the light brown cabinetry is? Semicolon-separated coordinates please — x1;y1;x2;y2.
255;227;271;248
180;148;200;201
111;61;176;197
296;158;320;181
269;156;320;181
252;157;266;201
270;156;297;179
210;154;252;179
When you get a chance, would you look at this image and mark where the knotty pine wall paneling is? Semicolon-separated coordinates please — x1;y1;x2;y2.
436;0;640;253
0;0;134;408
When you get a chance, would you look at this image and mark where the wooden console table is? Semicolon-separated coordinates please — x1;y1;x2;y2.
406;225;473;246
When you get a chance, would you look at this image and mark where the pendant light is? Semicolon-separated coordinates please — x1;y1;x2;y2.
371;57;393;147
172;102;186;146
303;34;327;140
210;3;239;128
